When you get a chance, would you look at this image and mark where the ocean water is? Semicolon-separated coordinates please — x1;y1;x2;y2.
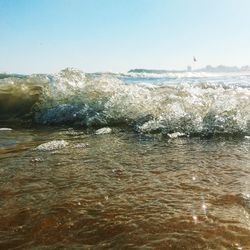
0;69;250;249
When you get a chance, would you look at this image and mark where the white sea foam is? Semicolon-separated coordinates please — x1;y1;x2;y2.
0;128;13;131
124;71;250;79
74;143;89;148
95;127;112;135
36;140;69;151
1;68;250;136
167;132;186;139
31;69;250;135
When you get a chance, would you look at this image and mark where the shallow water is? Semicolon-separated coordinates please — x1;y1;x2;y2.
0;127;250;249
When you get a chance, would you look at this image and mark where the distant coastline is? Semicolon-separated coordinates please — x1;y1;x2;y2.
128;65;250;74
1;65;250;76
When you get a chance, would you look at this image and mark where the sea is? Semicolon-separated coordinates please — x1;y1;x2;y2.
0;68;250;249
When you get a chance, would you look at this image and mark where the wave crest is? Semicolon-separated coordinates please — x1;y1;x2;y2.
0;68;250;136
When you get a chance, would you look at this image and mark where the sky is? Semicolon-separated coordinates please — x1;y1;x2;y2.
0;0;250;74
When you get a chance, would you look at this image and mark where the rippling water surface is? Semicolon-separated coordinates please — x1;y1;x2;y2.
0;127;250;249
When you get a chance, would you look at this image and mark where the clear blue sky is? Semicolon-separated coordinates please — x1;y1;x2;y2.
1;0;250;74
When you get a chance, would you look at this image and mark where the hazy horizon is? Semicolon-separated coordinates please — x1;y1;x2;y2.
1;0;250;74
2;64;250;75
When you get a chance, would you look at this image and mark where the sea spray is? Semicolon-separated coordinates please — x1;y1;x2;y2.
0;68;249;136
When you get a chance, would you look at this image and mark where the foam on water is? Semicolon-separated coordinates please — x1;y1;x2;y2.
95;127;112;135
35;140;69;151
0;128;12;131
0;68;250;136
124;70;250;79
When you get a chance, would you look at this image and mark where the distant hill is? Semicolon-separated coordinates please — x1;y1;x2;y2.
128;69;182;74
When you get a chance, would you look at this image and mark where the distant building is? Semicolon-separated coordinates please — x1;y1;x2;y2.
187;66;192;72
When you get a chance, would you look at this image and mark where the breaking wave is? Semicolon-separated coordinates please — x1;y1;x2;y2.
0;68;250;136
